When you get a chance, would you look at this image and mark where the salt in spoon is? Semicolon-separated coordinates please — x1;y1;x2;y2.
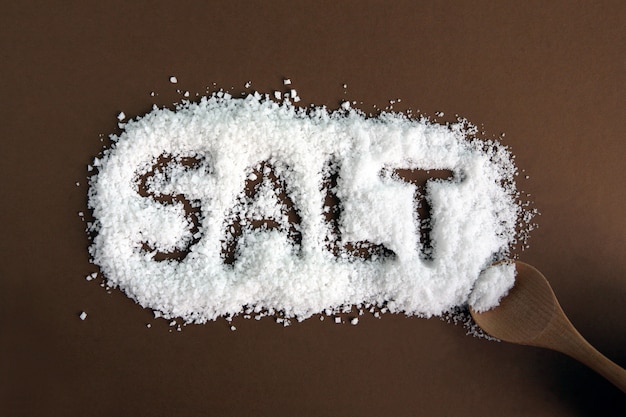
470;261;626;392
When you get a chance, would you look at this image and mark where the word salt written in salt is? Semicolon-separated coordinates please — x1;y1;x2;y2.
87;92;524;324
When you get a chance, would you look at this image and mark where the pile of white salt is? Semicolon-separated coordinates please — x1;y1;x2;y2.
87;91;527;324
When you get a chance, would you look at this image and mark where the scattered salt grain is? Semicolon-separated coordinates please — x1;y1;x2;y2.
350;318;359;325
87;90;533;326
79;311;87;320
283;78;291;85
117;112;126;121
169;76;178;83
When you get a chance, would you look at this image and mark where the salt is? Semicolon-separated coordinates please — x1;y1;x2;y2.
79;311;87;320
468;262;516;312
169;76;178;84
87;91;530;325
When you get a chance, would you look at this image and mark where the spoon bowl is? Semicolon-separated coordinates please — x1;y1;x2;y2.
470;261;626;392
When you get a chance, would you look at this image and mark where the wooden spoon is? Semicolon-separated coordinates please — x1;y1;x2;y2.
470;261;626;392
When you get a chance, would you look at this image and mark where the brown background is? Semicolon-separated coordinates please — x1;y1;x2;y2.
1;1;624;416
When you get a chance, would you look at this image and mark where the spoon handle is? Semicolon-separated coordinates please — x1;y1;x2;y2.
545;305;626;393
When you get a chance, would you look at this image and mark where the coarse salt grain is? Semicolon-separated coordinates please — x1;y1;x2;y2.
79;311;87;320
169;76;178;84
87;91;531;325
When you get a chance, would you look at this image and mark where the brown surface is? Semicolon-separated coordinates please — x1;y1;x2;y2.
1;1;624;416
